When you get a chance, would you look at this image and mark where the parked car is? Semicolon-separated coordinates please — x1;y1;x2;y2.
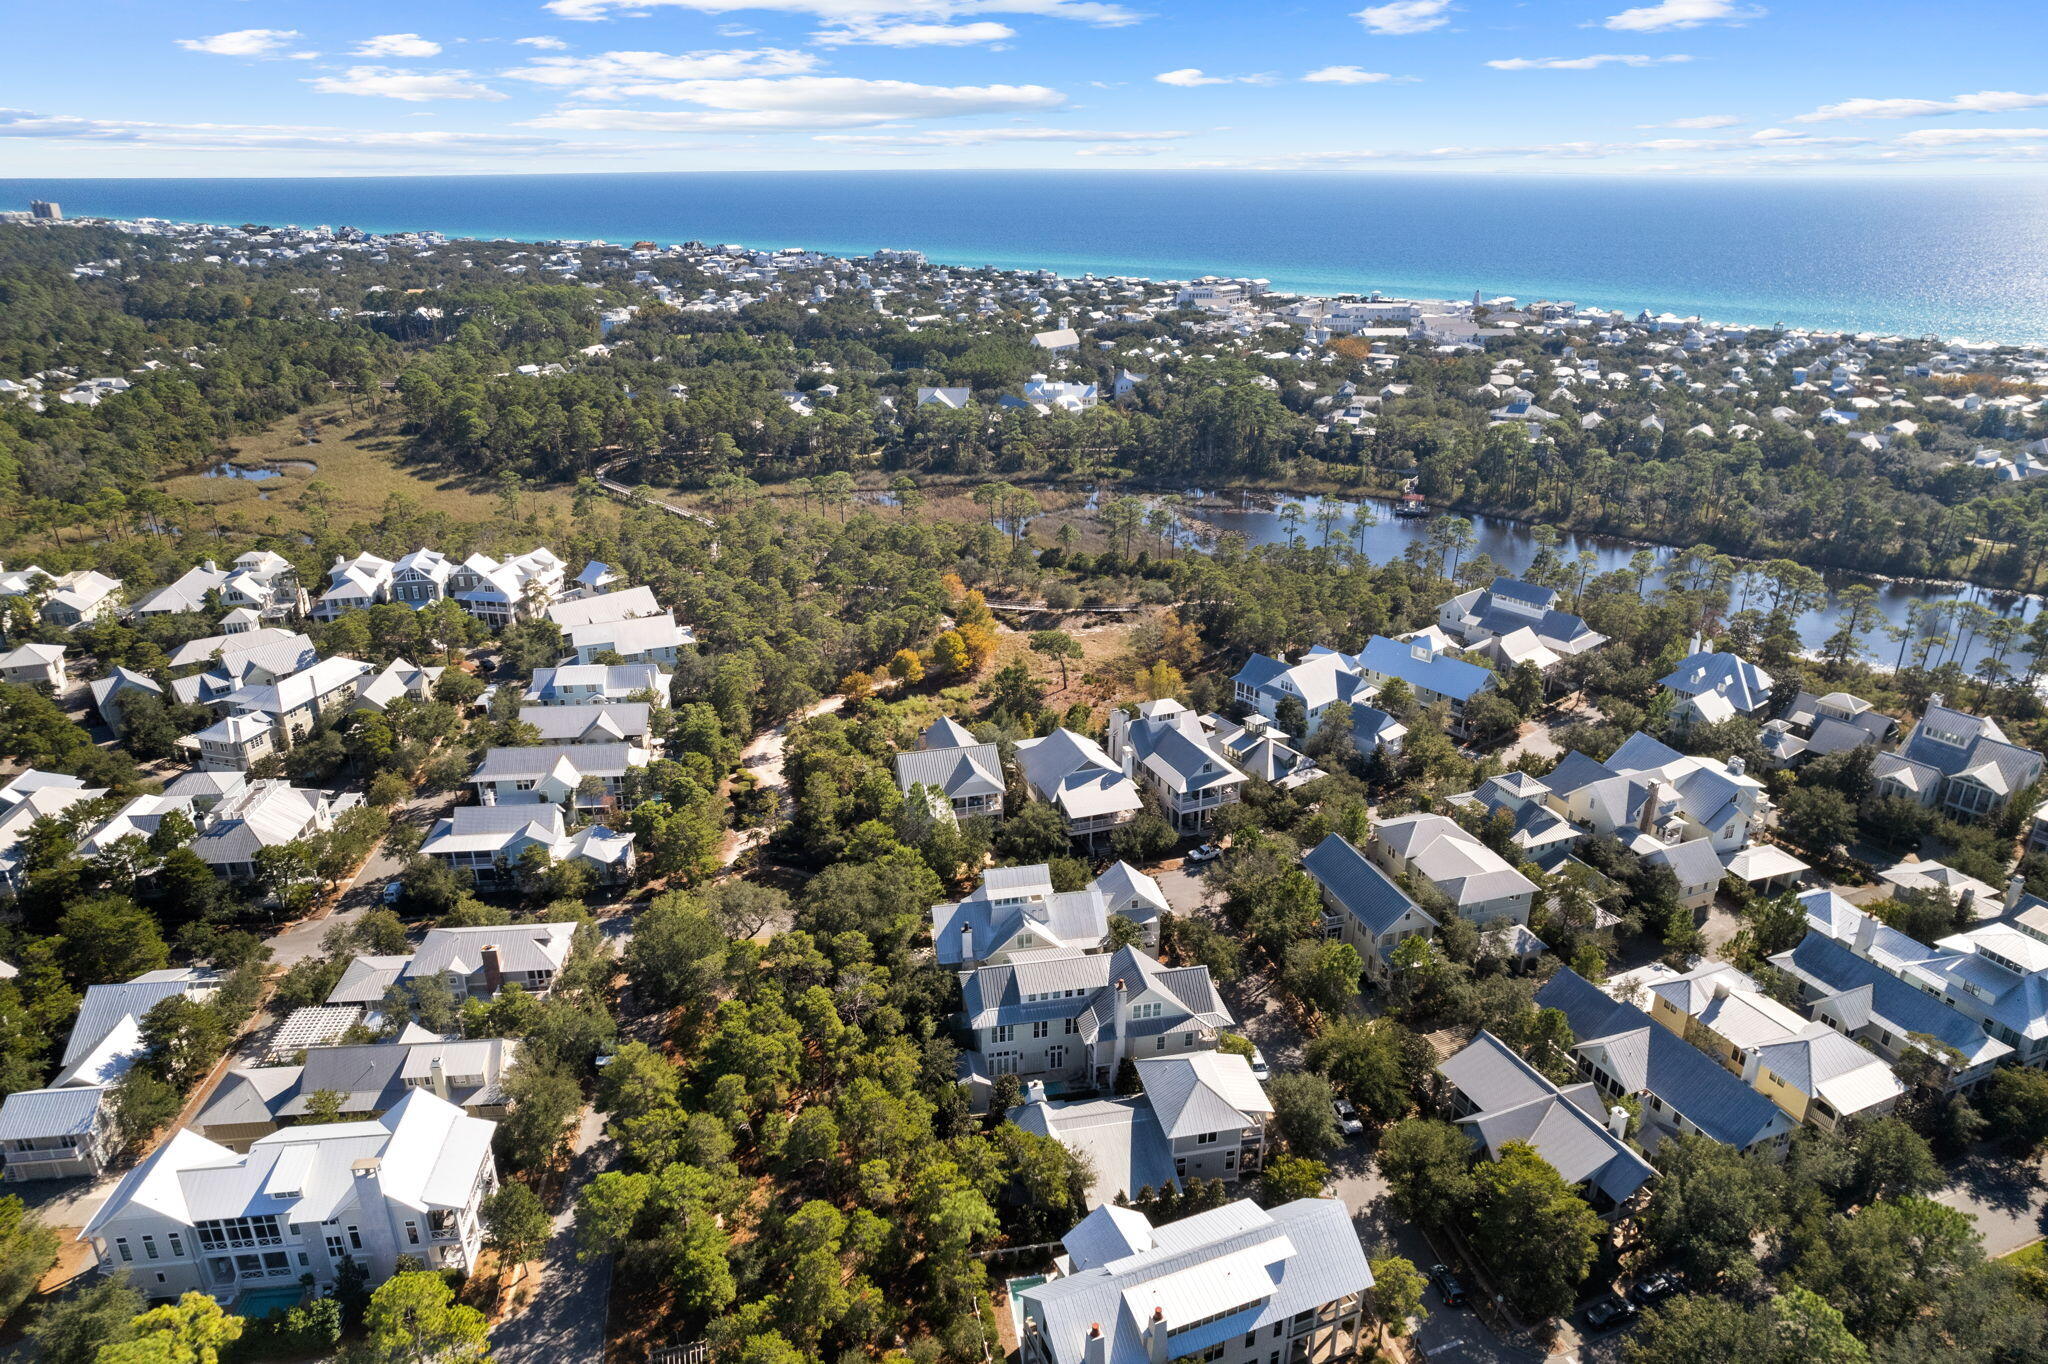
1582;1293;1638;1332
380;880;404;905
1629;1271;1683;1306
1186;843;1223;864
1248;1047;1270;1081
1332;1098;1365;1137
1427;1264;1468;1307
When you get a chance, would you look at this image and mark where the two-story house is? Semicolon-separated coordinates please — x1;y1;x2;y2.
0;641;65;689
449;549;565;627
219;551;308;623
327;922;579;1012
388;548;454;608
310;552;395;622
194;1038;520;1151
1367;813;1537;926
894;716;1005;823
1302;832;1439;982
40;571;123;628
932;861;1167;968
1106;700;1247;835
189;782;339;882
563;611;694;668
1014;728;1144;846
1535;968;1796;1156
524;664;672;707
1871;700;2045;822
1009;1053;1272;1204
1018;1199;1371;1364
518;702;657;751
1439;1031;1654;1211
1657;640;1775;730
956;945;1232;1111
469;743;649;808
418;804;635;890
545;585;662;632
80;1090;497;1306
1436;576;1608;671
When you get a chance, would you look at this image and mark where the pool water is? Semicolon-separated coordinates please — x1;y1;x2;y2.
236;1284;307;1319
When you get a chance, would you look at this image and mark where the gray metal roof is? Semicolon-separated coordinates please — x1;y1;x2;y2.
1302;833;1433;938
0;1084;108;1141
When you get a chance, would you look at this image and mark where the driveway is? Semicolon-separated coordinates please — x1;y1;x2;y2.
266;786;463;968
1934;1147;2048;1257
1328;1144;1543;1364
491;1107;614;1364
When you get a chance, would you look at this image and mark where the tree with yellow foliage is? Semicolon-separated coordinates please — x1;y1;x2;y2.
1135;661;1183;702
887;649;925;683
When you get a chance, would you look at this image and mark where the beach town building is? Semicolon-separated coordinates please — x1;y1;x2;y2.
1106;699;1248;834
194;1038;520;1151
80;1090;497;1305
418;804;635;890
1016;1198;1371;1364
0;641;65;689
1657;641;1775;728
1301;833;1439;983
326;922;579;1012
932;861;1167;968
1014;728;1145;845
1871;699;2045;822
894;716;1005;823
1366;813;1537;926
1009;1053;1271;1204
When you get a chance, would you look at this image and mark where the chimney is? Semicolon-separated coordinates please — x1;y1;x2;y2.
1084;1324;1108;1364
1025;1079;1048;1106
1607;1105;1629;1138
429;1054;450;1100
959;920;974;961
1739;1050;1762;1085
2008;875;2027;911
1853;911;1877;957
1110;978;1131;1078
203;559;218;573
480;946;504;996
1960;887;1977;918
1639;783;1663;836
1726;755;1745;777
1144;1307;1169;1364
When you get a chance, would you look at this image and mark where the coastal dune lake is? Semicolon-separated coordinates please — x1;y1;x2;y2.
1180;490;2044;674
8;171;2048;343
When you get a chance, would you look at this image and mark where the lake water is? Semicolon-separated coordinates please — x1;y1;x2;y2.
8;172;2048;343
1174;491;2042;674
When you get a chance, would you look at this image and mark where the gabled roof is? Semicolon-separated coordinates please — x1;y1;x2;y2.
0;1084;108;1142
1443;1033;1653;1204
1134;1053;1272;1138
1301;833;1434;938
1535;968;1789;1149
1771;932;2012;1070
895;743;1004;802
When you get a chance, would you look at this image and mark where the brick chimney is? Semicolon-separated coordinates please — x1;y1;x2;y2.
1144;1307;1169;1364
1084;1324;1108;1364
480;946;504;996
429;1053;450;1100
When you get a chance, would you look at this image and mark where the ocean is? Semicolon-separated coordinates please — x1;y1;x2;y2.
5;171;2048;344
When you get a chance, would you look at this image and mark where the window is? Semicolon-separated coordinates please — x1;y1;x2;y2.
1196;1131;1218;1145
405;1222;421;1246
1132;1002;1164;1020
1156;1035;1167;1051
142;1236;158;1260
1047;1046;1066;1070
347;1226;362;1252
991;1052;1020;1077
1032;1021;1049;1040
168;1233;184;1257
993;1025;1016;1044
1064;1018;1078;1035
196;1216;283;1251
115;1238;133;1263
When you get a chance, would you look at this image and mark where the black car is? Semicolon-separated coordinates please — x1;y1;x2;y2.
1428;1263;1468;1307
1582;1293;1639;1332
1629;1271;1683;1306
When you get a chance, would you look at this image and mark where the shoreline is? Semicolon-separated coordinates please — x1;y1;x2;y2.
18;192;2048;350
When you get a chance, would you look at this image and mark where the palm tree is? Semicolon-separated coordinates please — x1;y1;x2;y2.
1351;502;1379;557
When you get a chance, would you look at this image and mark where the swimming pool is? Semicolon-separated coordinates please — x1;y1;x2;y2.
236;1284;307;1319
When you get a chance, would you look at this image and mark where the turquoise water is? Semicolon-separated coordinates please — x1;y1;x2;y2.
235;1283;306;1318
5;172;2048;343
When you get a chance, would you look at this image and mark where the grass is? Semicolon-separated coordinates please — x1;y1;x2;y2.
2002;1240;2046;1268
151;405;573;533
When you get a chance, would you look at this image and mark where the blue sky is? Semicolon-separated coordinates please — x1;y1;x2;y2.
5;1;2048;176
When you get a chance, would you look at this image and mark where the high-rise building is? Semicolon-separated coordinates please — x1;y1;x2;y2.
29;201;60;220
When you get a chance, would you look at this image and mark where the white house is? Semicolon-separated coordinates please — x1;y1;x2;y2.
80;1090;497;1306
1014;728;1144;845
469;743;649;808
419;805;636;890
0;641;65;689
1106;700;1247;834
1367;813;1537;925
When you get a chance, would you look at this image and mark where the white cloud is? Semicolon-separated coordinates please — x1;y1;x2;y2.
1603;0;1763;31
176;29;303;58
354;34;443;58
1794;90;2048;123
543;0;1140;25
1487;53;1693;70
816;126;1186;146
515;36;570;50
1640;113;1741;128
1894;126;2048;147
1155;69;1277;87
0;107;629;159
526;76;1065;131
814;20;1015;45
308;67;507;101
1353;1;1452;35
502;48;820;97
1075;144;1162;156
1303;66;1400;85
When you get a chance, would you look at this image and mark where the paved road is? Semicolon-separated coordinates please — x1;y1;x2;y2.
267;786;463;967
1934;1147;2048;1256
1328;1145;1543;1364
491;1106;615;1364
